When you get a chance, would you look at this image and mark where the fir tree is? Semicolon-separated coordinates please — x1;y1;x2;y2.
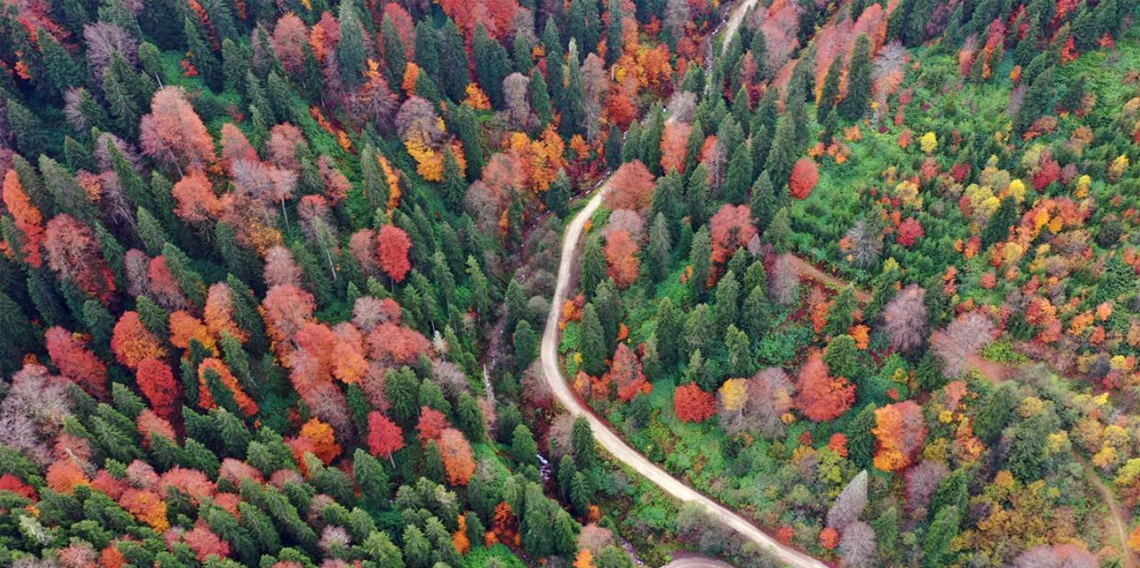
839;35;873;121
580;303;607;376
473;24;512;108
336;2;367;89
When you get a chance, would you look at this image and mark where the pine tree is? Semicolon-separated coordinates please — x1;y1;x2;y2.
381;15;407;83
826;286;858;337
441;148;467;210
473;24;512;108
513;320;537;371
571;415;596;470
581;236;607;300
337;2;367;89
415;20;441;79
542;17;564;108
451;105;485;179
824;334;859;380
817;55;843;121
766;115;797;188
981;197;1017;247
580;303;607;376
922;506;960;568
38;29;80;97
648;213;673;282
513;32;534;73
529;68;553;128
561;39;587;138
183;16;221;90
847;403;878;468
872;506;898;558
6;99;47;159
723;143;753;205
839;35;873;121
689;226;711;301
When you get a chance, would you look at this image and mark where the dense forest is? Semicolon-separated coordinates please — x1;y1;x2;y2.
0;0;1138;566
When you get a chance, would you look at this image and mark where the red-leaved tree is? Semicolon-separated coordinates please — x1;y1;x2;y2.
44;214;116;302
606;160;656;212
376;225;412;283
45;327;107;399
2;169;45;268
789;158;819;199
367;411;405;463
111;312;168;370
674;383;716;423
896;217;924;247
709;204;758;265
610;343;651;402
794;351;855;421
437;427;476;486
136;357;180;423
139;87;215;172
604;229;641;289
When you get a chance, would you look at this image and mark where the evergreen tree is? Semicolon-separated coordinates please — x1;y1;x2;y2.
823;334;859;380
513;320;537;371
337;2;367;89
38;29;81;97
723;143;753;205
572;415;596;470
546;169;571;216
606;0;624;65
839;35;872;121
872;506;898;558
648;213;673;282
689;226;711;302
512;424;538;468
415;20;440;79
826;287;857;337
766;115;797;187
561;39;587;138
451;105;485;179
581;236;607;300
981;197;1017;247
542;17;565;108
473;24;512;108
580;303;607;376
529;68;553;127
183;16;221;90
922;506;960;568
381;15;407;82
6;99;47;159
847;403;878;468
441;148;467;209
817;54;843;121
438;18;469;101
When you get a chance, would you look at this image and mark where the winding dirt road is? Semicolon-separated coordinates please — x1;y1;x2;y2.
541;182;826;568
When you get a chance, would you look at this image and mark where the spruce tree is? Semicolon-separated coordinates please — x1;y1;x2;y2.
6;99;47;159
381;15;407;82
723;142;753;205
529;68;553;127
817;55;843;121
336;2;367;89
766;115;797;187
689;226;712;302
183;16;221;90
473;24;512;108
839;35;873;121
439;18;468;101
580;303;607;376
581;236;607;300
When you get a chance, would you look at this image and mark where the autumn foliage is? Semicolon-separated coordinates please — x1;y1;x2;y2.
794;351;855;422
674;383;717;423
789;158;819;199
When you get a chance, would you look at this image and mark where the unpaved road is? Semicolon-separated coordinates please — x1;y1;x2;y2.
541;183;827;568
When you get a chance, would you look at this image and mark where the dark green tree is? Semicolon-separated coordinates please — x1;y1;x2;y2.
838;35;872;121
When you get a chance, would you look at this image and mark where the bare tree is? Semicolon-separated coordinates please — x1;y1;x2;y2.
502;72;532;130
930;311;995;378
747;367;795;438
838;521;877;568
883;285;927;352
827;470;868;530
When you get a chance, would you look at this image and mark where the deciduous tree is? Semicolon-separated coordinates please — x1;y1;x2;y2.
795;351;855;421
674;383;716;423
